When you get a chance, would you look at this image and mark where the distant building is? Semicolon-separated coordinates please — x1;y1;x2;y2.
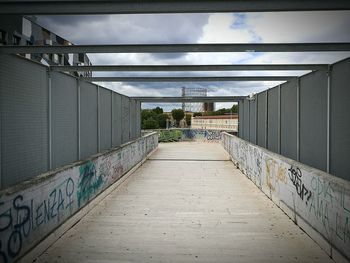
0;15;92;77
191;115;238;132
181;87;214;113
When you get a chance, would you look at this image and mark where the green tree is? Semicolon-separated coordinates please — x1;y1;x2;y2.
193;112;202;117
231;104;238;113
185;114;192;126
157;113;169;128
152;107;163;115
142;117;159;129
171;108;185;126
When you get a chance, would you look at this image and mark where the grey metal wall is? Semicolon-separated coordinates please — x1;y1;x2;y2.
80;81;98;159
330;59;350;180
280;81;297;160
0;55;142;189
99;88;112;151
299;70;327;171
257;92;267;148
249;99;257;144
0;55;48;188
112;93;122;146
51;72;78;169
122;96;130;143
238;57;350;181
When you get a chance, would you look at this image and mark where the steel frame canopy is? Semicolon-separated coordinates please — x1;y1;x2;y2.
84;76;296;82
1;0;350;15
50;64;328;72
1;43;350;54
132;96;245;103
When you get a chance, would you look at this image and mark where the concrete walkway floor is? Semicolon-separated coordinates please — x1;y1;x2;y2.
36;142;332;263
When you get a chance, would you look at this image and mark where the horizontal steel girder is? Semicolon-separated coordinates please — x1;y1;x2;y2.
50;64;328;72
1;0;349;15
132;96;246;103
85;76;296;82
1;43;350;54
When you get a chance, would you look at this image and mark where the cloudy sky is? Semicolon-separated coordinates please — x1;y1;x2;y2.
37;11;350;110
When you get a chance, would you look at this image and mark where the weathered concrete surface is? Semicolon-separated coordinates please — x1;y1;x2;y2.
0;133;158;263
36;142;332;263
221;133;350;262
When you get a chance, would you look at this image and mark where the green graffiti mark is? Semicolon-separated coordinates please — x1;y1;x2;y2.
77;162;103;207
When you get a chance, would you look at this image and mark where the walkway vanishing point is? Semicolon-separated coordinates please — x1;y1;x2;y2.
36;142;332;263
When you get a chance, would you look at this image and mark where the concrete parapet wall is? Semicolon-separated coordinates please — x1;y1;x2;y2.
158;128;223;142
221;133;350;262
0;132;158;263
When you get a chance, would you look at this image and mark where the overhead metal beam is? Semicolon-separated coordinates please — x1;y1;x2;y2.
1;43;350;54
132;96;246;103
1;0;349;15
50;64;328;72
84;76;296;82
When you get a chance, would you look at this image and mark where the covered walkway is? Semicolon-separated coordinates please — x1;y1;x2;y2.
36;142;331;263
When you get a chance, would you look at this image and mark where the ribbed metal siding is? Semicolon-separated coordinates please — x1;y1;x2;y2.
257;92;266;148
51;72;78;169
330;58;350;180
129;99;136;140
112;93;122;147
136;101;141;138
243;100;250;140
99;88;112;151
122;96;130;143
267;87;278;153
0;55;48;188
80;81;98;159
300;70;327;172
280;81;297;160
249;99;256;144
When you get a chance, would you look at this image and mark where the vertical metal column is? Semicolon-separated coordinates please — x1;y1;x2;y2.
48;70;52;170
248;99;250;141
255;95;258;144
326;66;332;173
296;78;300;162
278;85;281;154
97;85;100;152
111;90;114;147
77;79;81;159
265;90;268;148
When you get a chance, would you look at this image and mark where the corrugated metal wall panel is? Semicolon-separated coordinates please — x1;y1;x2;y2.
136;101;141;138
243;100;250;140
267;87;278;153
330;58;350;180
257;92;266;148
0;55;48;188
51;72;78;169
122;96;130;143
280;81;297;160
300;70;327;172
238;100;243;138
249;99;257;144
129;99;136;140
112;93;122;147
80;81;98;159
99;88;112;151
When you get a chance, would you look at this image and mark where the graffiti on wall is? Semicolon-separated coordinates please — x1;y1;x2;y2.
0;133;158;263
221;133;350;260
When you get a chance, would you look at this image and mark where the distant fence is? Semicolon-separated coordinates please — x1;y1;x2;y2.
0;132;158;263
238;57;350;181
0;54;141;189
221;133;350;262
